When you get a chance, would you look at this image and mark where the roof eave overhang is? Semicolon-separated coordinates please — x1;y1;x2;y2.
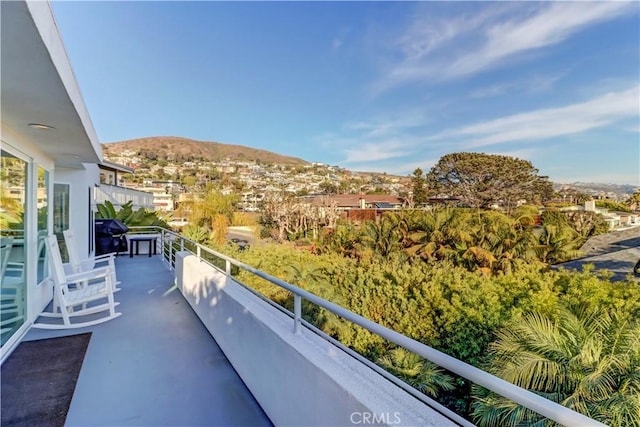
1;0;102;168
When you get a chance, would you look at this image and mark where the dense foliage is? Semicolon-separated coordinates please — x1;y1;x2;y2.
95;200;169;228
472;304;640;427
219;238;639;423
319;208;600;273
192;186;632;424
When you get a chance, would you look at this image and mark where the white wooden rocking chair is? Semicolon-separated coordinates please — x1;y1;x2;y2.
33;235;121;329
63;229;121;291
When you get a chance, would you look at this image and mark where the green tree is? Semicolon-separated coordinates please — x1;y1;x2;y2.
406;208;469;262
182;175;197;189
626;191;640;210
319;180;338;195
471;305;640;427
187;188;238;229
181;224;210;244
564;210;609;240
411;168;427;206
319;221;360;257
378;348;455;397
359;216;403;258
426;153;553;214
596;200;631;213
463;210;537;275
535;223;583;264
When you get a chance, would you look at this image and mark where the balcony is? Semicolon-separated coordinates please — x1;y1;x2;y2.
25;255;271;426
24;230;603;427
94;184;154;211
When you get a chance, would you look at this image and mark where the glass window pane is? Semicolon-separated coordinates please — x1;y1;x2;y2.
1;149;27;346
37;167;49;283
54;183;70;262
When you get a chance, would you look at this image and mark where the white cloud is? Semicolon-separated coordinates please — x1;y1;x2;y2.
344;158;438;176
469;72;566;98
469;82;515;99
343;140;412;163
435;85;639;147
345;110;429;139
393;4;507;60
317;109;434;165
374;2;634;92
453;2;631;77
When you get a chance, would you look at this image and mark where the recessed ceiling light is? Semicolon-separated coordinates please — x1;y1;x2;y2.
62;153;81;159
28;123;56;130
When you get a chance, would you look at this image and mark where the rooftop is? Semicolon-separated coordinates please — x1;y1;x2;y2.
559;226;640;282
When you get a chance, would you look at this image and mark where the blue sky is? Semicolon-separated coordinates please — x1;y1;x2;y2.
52;1;639;185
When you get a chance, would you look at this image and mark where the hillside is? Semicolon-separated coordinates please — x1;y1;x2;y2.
102;136;309;165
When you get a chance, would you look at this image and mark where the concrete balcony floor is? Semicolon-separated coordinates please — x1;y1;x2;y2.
25;255;271;427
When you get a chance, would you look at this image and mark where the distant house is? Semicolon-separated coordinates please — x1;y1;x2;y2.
308;194;405;210
302;194;405;223
95;161;154;210
99;160;133;186
548;201;639;231
611;211;640;227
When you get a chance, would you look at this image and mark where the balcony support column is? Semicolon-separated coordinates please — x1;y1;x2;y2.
293;294;302;335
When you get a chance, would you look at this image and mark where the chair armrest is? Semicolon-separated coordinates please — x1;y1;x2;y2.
75;255;115;268
63;263;75;275
93;253;116;262
65;266;112;283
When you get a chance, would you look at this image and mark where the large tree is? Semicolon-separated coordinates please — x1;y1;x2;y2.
426;153;553;213
411;167;428;206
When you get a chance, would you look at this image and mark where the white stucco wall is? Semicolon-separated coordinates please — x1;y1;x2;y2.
175;252;455;427
55;164;99;258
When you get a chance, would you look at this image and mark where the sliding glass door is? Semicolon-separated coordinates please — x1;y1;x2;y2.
1;149;27;346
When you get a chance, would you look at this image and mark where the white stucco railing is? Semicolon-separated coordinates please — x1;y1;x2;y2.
94;184;154;210
131;226;606;427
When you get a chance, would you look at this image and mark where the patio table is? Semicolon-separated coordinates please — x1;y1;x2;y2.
127;234;160;258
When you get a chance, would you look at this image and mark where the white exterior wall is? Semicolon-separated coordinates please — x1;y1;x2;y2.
175;252;455;427
55;164;100;258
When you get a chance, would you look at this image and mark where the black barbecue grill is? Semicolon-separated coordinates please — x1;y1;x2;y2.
95;219;129;256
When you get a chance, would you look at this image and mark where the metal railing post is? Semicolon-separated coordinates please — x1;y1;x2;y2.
293;294;302;335
168;236;174;270
196;246;201;262
160;229;165;265
225;259;231;276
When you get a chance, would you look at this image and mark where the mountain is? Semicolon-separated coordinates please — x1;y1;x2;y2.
553;182;637;198
102;136;309;165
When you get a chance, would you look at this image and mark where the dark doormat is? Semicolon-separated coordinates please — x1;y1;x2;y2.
1;333;92;427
